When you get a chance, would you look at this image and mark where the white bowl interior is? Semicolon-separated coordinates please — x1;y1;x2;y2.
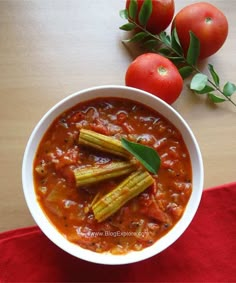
22;85;204;265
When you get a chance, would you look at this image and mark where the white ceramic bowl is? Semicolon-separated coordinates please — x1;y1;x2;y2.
22;85;204;265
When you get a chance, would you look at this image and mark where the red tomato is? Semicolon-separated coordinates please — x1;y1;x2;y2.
125;53;183;104
172;2;228;59
126;0;174;34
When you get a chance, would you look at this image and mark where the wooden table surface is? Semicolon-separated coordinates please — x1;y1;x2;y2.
0;0;235;232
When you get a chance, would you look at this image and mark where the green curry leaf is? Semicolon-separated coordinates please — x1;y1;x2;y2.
129;0;138;20
208;93;226;103
119;22;136;31
171;28;183;55
208;64;220;87
190;73;208;91
159;31;171;46
187;31;200;66
195;85;215;94
178;66;194;79
138;0;152;27
128;31;149;43
223;82;236;97
119;9;128;20
143;39;159;51
121;138;160;174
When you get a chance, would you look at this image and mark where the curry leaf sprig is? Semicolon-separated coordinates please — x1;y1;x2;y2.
119;0;236;107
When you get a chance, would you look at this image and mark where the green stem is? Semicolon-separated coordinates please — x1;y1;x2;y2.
207;79;236;106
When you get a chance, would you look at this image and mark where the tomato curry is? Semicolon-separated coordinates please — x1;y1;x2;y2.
34;97;192;254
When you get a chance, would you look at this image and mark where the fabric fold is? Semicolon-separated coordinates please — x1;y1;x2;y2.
0;182;235;282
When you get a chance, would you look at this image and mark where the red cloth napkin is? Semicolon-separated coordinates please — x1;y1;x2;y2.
1;183;236;283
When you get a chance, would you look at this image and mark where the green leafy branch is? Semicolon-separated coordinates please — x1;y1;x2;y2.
119;0;236;107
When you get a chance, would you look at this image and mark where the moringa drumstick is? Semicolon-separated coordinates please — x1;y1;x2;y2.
92;169;154;222
74;161;137;187
78;129;130;158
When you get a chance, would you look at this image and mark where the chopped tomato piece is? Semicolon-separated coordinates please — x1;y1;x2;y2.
68;112;85;124
141;202;171;224
54;148;79;170
90;119;109;135
58;165;76;185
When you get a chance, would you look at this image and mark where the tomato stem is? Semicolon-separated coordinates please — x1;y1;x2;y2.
157;66;168;76
205;17;212;24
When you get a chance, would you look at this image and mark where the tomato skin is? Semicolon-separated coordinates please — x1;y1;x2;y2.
172;2;228;59
126;0;174;34
125;53;183;104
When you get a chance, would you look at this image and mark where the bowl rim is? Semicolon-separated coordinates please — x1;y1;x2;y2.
22;85;204;265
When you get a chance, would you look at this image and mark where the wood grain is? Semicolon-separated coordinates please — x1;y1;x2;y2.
0;0;235;232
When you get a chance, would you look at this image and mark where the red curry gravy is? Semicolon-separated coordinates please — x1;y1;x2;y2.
34;97;192;254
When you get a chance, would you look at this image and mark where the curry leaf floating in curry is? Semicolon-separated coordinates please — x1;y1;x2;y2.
121;138;161;174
